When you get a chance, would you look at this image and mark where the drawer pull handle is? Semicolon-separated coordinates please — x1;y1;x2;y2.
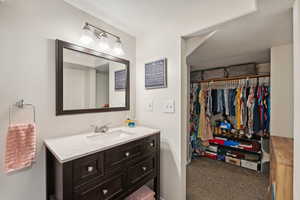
87;166;94;172
125;152;130;157
102;189;108;195
150;142;154;147
142;166;147;171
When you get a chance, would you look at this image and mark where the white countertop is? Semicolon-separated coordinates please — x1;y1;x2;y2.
44;126;160;163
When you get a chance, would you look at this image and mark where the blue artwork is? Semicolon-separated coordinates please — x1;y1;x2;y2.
145;58;167;89
115;69;127;90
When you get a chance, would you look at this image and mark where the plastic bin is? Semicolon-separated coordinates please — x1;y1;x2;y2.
125;186;155;200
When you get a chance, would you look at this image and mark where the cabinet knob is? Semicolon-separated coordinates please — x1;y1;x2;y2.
102;189;108;195
142;166;147;171
150;142;154;147
87;166;94;172
125;152;130;157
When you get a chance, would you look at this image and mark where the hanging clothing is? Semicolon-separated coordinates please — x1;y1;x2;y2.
240;87;245;128
197;89;213;142
206;88;212;117
189;77;271;161
247;87;255;136
253;86;261;133
228;89;236;116
224;89;229;115
242;87;248;127
212;89;218;114
217;89;224;114
198;89;206;139
235;88;242;129
264;86;271;133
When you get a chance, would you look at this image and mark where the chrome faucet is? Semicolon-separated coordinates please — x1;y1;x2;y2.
91;123;110;133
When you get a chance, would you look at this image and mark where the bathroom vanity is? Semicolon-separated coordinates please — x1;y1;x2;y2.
44;126;160;200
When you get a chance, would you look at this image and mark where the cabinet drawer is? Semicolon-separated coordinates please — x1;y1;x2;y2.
128;156;155;184
73;153;104;187
74;174;124;200
104;141;144;169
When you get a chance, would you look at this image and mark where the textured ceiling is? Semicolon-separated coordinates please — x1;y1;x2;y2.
187;0;293;70
64;0;257;36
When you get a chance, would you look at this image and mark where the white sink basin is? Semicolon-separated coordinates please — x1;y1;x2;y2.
85;130;136;143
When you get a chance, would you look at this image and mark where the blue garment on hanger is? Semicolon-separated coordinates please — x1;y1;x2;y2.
253;87;261;133
228;89;236;116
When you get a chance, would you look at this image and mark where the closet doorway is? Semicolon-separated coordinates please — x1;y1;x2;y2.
185;1;293;199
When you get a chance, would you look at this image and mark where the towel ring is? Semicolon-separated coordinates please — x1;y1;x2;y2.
9;100;36;126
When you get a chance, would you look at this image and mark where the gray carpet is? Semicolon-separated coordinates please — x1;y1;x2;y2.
187;158;269;200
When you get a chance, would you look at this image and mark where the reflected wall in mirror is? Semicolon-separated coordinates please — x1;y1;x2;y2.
56;40;129;115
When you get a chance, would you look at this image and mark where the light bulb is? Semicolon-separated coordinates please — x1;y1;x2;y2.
80;25;94;45
113;38;124;55
99;33;110;51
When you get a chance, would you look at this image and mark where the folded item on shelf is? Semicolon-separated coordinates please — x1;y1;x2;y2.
205;151;218;160
226;150;245;159
217;154;226;161
214;136;227;141
209;139;225;145
239;142;253;148
224;140;240;147
207;145;218;153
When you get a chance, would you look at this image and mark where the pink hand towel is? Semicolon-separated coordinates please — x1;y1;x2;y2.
4;123;37;173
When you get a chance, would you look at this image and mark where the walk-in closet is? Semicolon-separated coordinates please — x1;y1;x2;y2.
185;1;293;199
190;66;270;171
187;63;270;200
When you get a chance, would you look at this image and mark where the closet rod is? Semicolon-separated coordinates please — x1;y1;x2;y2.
191;74;270;83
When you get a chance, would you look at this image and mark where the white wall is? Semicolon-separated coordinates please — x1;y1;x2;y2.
293;0;300;199
0;0;136;200
135;2;257;199
136;34;184;200
270;44;294;138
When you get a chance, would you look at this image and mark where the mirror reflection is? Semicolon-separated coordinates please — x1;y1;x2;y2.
63;48;127;110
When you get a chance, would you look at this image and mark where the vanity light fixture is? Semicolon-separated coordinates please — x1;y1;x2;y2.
80;22;124;55
98;32;110;51
80;24;94;45
113;38;124;56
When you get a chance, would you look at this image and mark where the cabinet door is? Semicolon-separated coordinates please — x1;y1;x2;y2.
74;174;124;200
73;153;104;187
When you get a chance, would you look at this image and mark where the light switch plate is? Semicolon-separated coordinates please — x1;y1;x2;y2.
145;100;153;112
163;100;175;113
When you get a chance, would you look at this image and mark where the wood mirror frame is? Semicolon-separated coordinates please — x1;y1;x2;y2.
56;39;130;115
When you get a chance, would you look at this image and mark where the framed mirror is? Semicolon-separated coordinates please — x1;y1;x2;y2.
56;40;130;115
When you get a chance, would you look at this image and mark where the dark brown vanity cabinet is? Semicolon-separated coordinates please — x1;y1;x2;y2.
46;133;160;200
